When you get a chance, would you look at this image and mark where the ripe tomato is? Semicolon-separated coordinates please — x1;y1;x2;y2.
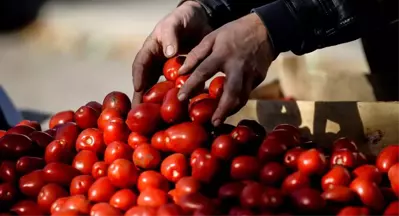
191;148;220;183
290;188;325;214
50;197;69;214
177;193;214;214
126;103;162;136
189;98;218;124
230;156;260;180
29;131;53;149
161;87;188;124
176;176;201;196
273;124;300;141
175;74;190;88
330;149;357;169
151;130;169;152
17;120;41;131
11;200;44;216
19;170;46;197
90;202;122;216
97;108;122;131
282;171;310;194
229;207;254;216
261;187;284;210
321;166;351;191
260;162;288;186
108;159;139;188
128;132;149;150
336;206;370;216
211;134;239;160
133;144;161;169
218;182;245;200
164;122;208;154
189;93;212;110
209;76;225;99
54;122;80;150
332;137;358;152
6;125;36;136
16;156;45;175
161;153;188;182
383;201;399;216
0;130;5;139
230;125;256;146
103;117;129;145
376;145;399;173
267;129;300;148
49;110;74;129
321;186;356;203
43;163;80;186
72;150;98;175
44;140;73;164
238;119;266;142
284;147;305;170
88;177;117;202
143;81;175;104
137;188;168;208
86;101;102;113
110;189;137;211
74;106;99;129
76;128;105;154
137;170;169;192
0;182;18;204
37;183;68;214
0;134;33;160
298;149;327;175
125;206;157;216
102;91;131;116
61;195;91;214
104;141;132;164
0;161;16;182
350;177;385;211
70;175;94;196
163;56;184;81
92;161;109;179
157;204;184;216
257;136;288;164
353;164;382;185
388;163;399;196
240;182;264;209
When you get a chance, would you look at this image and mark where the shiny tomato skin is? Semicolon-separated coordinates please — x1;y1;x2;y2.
175;74;190;88
88;177;117;202
376;145;399;173
107;159;139;188
332;137;358;152
273;124;300;141
208;76;225;99
161;87;188;124
237;119;266;142
128;132;149;150
282;171;310;194
353;164;382;185
17;120;41;131
43;163;80;186
137;170;169;192
37;183;68;214
290;187;325;214
11;200;44;216
321;186;356;203
151;130;169;152
388;163;399;196
0;182;18;205
177;193;214;214
29;131;53;149
189;98;218;125
218;182;245;200
191;148;220;183
284;147;305;170
97;108;123;131
44;140;73;164
257;137;288;164
133;143;161;169
103;117;129;145
72;150;99;175
90;202;122;216
350;177;385;211
337;206;370;216
0;130;5;139
230;125;256;146
109;189;137;211
321;166;351;191
6;125;36;136
125;206;157;216
54;122;80;150
137;188;168;208
157;203;184;216
19;170;46;197
49;110;75;129
0;134;33;159
189;93;212;110
86;101;103;113
330;149;357;169
297;148;327;176
261;187;284;210
230;156;260;180
143;81;175;104
126;103;162;136
211;134;239;160
164;122;208;154
76;128;106;154
70;175;95;196
163;56;184;81
267;129;300;148
383;201;399;216
92;161;108;179
50;197;69;214
102;91;131;115
74;106;99;129
0;161;16;182
61;195;92;214
175;176;201;196
161;153;188;182
260;162;288;186
240;182;264;209
16;156;45;175
104;141;132;164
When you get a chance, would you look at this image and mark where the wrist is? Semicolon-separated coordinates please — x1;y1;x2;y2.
247;13;277;60
179;0;211;26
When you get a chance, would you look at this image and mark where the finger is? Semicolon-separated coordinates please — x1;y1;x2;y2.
211;65;244;126
161;19;180;58
178;35;215;75
132;90;144;106
178;53;222;101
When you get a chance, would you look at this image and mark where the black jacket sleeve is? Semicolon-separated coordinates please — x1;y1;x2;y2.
186;0;397;55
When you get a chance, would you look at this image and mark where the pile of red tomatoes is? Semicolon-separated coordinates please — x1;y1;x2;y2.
0;56;398;216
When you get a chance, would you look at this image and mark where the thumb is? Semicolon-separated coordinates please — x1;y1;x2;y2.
162;23;180;58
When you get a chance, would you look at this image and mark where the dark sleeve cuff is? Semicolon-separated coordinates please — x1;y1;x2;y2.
253;0;302;54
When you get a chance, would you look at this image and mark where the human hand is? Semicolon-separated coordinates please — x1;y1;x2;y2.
132;1;212;105
177;13;276;126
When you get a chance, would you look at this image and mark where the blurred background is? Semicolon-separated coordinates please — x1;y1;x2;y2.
0;0;384;128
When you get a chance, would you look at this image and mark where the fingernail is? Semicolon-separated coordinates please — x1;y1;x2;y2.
165;45;175;57
213;119;221;127
177;93;186;101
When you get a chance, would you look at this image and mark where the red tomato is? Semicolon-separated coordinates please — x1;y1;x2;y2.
16;156;45;175
137;188;168;208
321;166;351;191
110;189;137;211
350;177;385;211
74;106;99;129
102;91;131;116
157;204;184;216
189;93;212;110
261;187;284;210
0;161;16;182
0;182;18;204
164;122;208;154
0;134;33;160
332;137;358;152
176;176;201;196
230;156;260;180
283;147;305;170
61;195;91;214
54;122;80;150
50;197;69;214
160;87;188;124
143;81;175;104
238;119;266;142
88;177;117;202
257;136;288;164
43;163;80;186
44;140;73;164
128;132;149;149
126;103;162;136
72;150;98;175
282;171;310;194
104;141;132;164
337;206;370;216
97;108;123;131
240;182;264;209
209;76;225;99
49;110;74;129
76;128;105;154
6;125;36;136
29;131;53;149
92;161;109;179
108;159;139;188
161;153;188;182
17;120;41;131
37;183;68;214
168;189;180;204
137;170;169;192
267;129;300;148
19;170;46;197
376;145;399;173
211;134;239;160
218;182;245;200
0;130;5;139
321;186;356;203
86;101;102;113
298;149;327;175
290;188;325;214
177;193;214;214
260;162;288;186
70;175;95;196
353;164;382;185
230;125;256;145
330;149;357;169
133;144;161;169
163;56;184;81
11;200;44;216
90;202;122;216
44;128;57;137
151;130;169;152
273;124;300;140
191;148;220;183
229;207;254;216
125;206;157;216
189;98;218;124
388;163;399;196
383;201;399;216
175;74;190;88
103;117;129;145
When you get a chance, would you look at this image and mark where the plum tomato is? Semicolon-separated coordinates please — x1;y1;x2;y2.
103;117;129;145
273;124;300;141
29;131;53;149
128;132;149;150
19;170;46;197
349;177;385;211
164;122;208;154
376;145;399;173
230;156;260;180
104;141;132;164
283;147;305;170
72;150;99;175
49;110;74;129
282;171;310;194
0;130;5;139
353;164;382;185
86;101;102;113
176;176;201;196
0;182;18;204
237;119;266;142
137;188;168;208
161;153;188;182
11;200;44;216
257;136;288;164
6;125;36;136
143;81;175;104
229;207;254;216
97;108;123;131
189;98;218;125
163;56;184;81
0;161;17;182
88;177;117;202
125;206;157;216
260;162;288;186
240;182;264;209
330;149;357;169
175;74;190;88
0;134;33;160
290;188;325;214
321;166;351;191
43;163;80;186
161;87;188;124
151;130;169;152
50;197;69;214
132;144;161;169
16;156;45;175
74;106;99;129
126;103;162;136
211;134;239;160
230;125;256;145
332;137;358;152
44;140;73;164
90;202;122;216
177;193;214;214
55;122;80;150
267;129;300;148
388;163;399;196
218;182;245;200
76;128;105;154
383;201;399;216
70;175;95;196
61;195;92;214
191;148;220;183
189;93;211;110
336;206;370;216
110;189;137;211
137;171;169;193
37;183;68;214
261;187;285;210
157;203;184;216
208;76;225;99
108;159;139;188
321;186;356;203
16;120;41;131
102;91;131;116
92;161;109;179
